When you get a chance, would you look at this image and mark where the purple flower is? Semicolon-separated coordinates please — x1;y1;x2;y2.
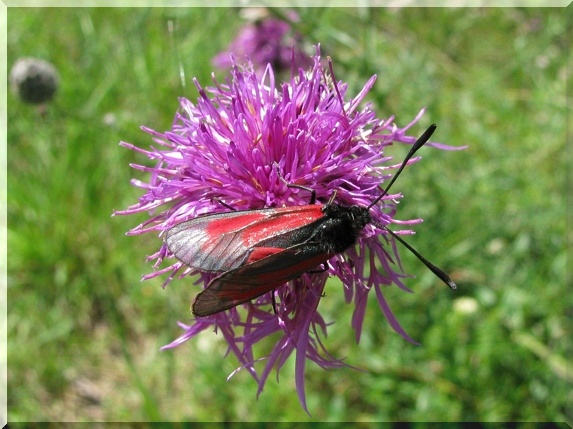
115;47;462;413
213;11;312;75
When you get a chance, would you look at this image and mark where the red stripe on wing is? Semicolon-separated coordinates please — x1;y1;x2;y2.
246;247;285;264
165;205;325;273
192;243;332;316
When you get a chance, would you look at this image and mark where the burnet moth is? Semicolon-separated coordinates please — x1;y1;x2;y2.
165;123;457;317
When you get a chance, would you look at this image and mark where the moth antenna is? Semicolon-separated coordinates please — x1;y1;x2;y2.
370;124;457;290
367;123;437;210
383;227;457;290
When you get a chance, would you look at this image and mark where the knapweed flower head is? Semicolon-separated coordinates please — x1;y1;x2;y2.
116;47;461;413
10;57;59;104
213;9;311;76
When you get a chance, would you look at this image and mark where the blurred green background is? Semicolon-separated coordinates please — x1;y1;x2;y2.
7;7;568;423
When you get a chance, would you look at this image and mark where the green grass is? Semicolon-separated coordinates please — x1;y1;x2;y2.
7;7;568;423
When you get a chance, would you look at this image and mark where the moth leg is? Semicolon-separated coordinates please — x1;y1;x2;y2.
274;164;317;205
213;197;237;211
307;264;329;297
307;262;329;274
286;183;316;205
